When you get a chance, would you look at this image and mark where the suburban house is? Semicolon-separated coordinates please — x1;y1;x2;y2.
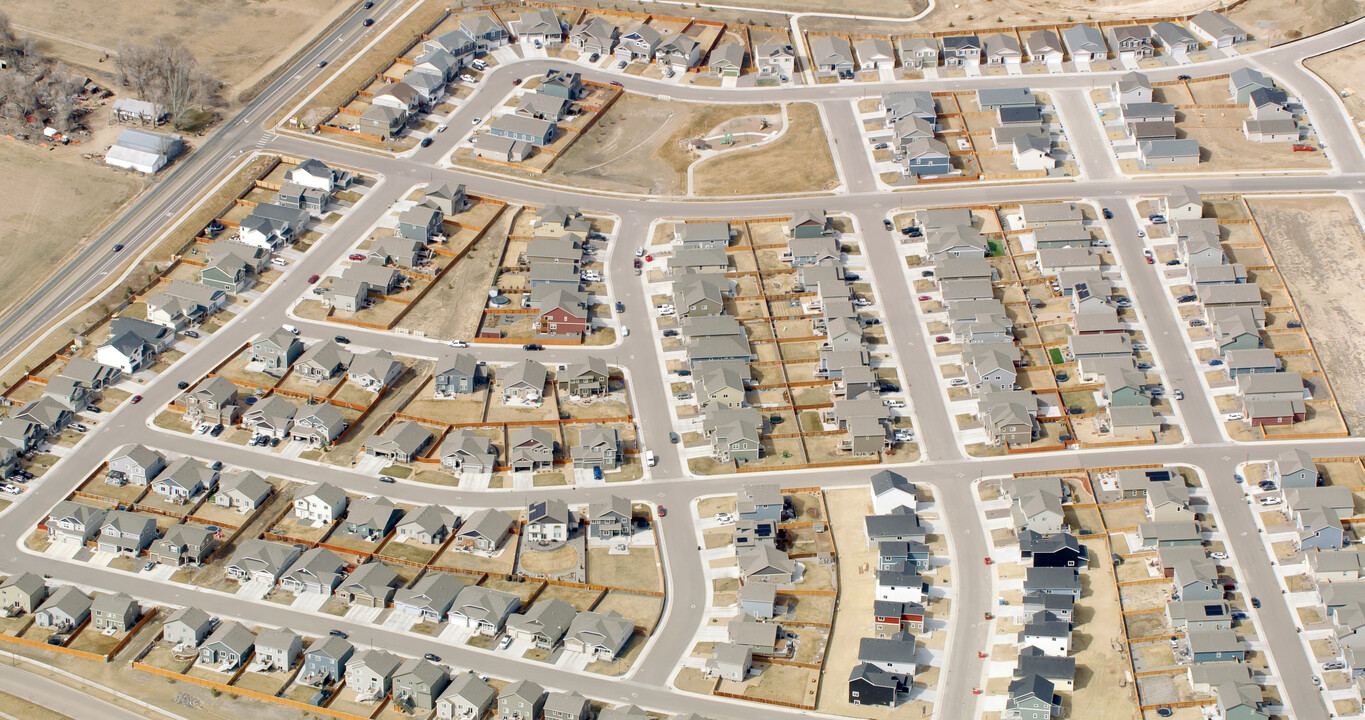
809;35;856;76
508;426;555;472
90;592;140;632
162;606;213;648
440;430;497;475
571;426;622;472
511;9;565;45
251;329;304;375
525;498;574;544
396;504;459;545
279;547;346;595
507;598;578;649
181;375;240;428
848;663;898;707
437;673;497;720
589;495;633;541
394;573;467;622
706;643;753;682
499;680;546;720
455;508;514;552
214;470;273;512
1189;10;1248;47
365;420;434;463
1061;24;1107;61
346;649;404;698
564;610;634;660
255;627;302;672
292;405;349;448
393;658;450;714
447;584;521;634
295;482;348;524
198;621;256;669
301;635;354;686
434;353;480;397
107;444;166;486
1025;29;1064;64
344;496;404;540
149;523;215;566
46;500;108;544
0;572;46;615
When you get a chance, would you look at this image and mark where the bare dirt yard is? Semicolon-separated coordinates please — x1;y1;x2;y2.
0;144;141;326
7;0;352;91
1247;196;1365;432
1305;39;1365;145
691;103;838;196
550;94;781;195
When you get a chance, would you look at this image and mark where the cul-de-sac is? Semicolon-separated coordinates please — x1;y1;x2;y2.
2;1;1365;719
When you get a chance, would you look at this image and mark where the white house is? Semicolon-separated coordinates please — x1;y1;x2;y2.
294;482;348;524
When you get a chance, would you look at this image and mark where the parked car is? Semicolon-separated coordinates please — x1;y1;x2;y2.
130;395;142;404
873;142;888;150
588;53;599;62
447;339;468;348
1208;551;1228;560
420;137;433;148
1177;294;1197;303
615;301;624;312
662;329;679;337
1189;319;1205;327
1208;359;1223;367
210;425;224;437
334;335;351;344
950;378;968;387
676;369;692;377
471;117;481;125
330;629;349;639
917;295;931;301
656;506;667;517
883;219;894;231
523;343;542;351
934;336;949;343
592;467;603;480
1287;321;1302;328
177;381;190;390
669;432;679;444
349;253;367;261
920;270;934;277
379;476;396;484
424;653;441;663
1165;259;1180;266
308;274;320;284
1102;208;1113;219
512;78;522;85
1172;390;1183;400
498;635;513;650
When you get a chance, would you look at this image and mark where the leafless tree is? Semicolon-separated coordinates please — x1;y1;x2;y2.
0;11;17;58
115;37;218;126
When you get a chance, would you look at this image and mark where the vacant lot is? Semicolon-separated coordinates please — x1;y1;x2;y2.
0;145;141;327
1248;196;1365;432
396;204;514;342
551;94;779;195
1305;40;1365;145
9;0;349;90
692;103;838;196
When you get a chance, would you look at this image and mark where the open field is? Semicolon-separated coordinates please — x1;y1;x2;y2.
8;0;350;90
395;204;515;341
0;144;141;332
550;95;780;195
691;103;838;195
1247;195;1364;432
1305;40;1365;145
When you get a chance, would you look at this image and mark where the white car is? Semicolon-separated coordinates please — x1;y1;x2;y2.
1;484;22;495
636;247;646;257
1223;412;1244;421
460;74;477;83
893;430;914;442
949;378;968;387
436;125;447;133
497;635;513;650
621;326;630;337
1208;551;1228;560
271;257;288;267
656;305;675;316
471;116;482;125
447;340;468;348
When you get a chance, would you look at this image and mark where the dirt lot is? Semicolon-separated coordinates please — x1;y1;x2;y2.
9;0;350;90
1072;537;1142;719
551;94;780;195
396;204;514;341
692;103;838;196
1306;39;1365;145
0;144;141;328
587;547;661;591
1247;196;1364;432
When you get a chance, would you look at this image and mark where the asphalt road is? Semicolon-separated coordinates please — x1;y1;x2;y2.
3;14;1365;720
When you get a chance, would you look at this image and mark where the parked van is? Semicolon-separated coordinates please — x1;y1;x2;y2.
645;450;657;467
282;324;300;335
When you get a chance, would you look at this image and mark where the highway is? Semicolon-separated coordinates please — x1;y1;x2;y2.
2;10;1365;720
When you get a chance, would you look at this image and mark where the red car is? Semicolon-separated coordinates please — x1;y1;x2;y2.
633;258;642;269
656;506;667;517
935;336;950;343
349;253;366;261
130;395;143;404
1146;256;1155;264
308;274;320;284
917;295;931;301
644;254;653;262
984;557;994;565
512;78;522;85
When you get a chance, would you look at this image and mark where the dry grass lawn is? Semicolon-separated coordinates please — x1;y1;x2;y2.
691;103;838;196
0;144;140;330
587;547;662;591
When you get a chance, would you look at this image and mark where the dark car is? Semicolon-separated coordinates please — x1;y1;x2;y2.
769;416;784;425
844;273;859;281
588;53;599;63
920;269;934;277
512;78;522;85
883;219;894;231
210;461;223;471
1102;208;1113;219
669;432;679;444
420;137;433;147
1287;321;1302;328
1177;74;1191;80
662;329;679;337
362;18;374;26
113;243;125;252
592;467;603;480
879;382;900;392
1165;259;1180;266
1259;480;1276;490
1177;294;1197;303
1208;359;1223;367
1059;434;1074;443
334;335;351;344
610;81;623;87
210;425;225;437
330;629;349;639
424;653;441;663
177;381;190;390
615;301;624;312
379;476;396;484
676;369;692;377
906;227;922;237
86;406;101;414
523;343;542;351
1251;597;1261;608
317;60;328;68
